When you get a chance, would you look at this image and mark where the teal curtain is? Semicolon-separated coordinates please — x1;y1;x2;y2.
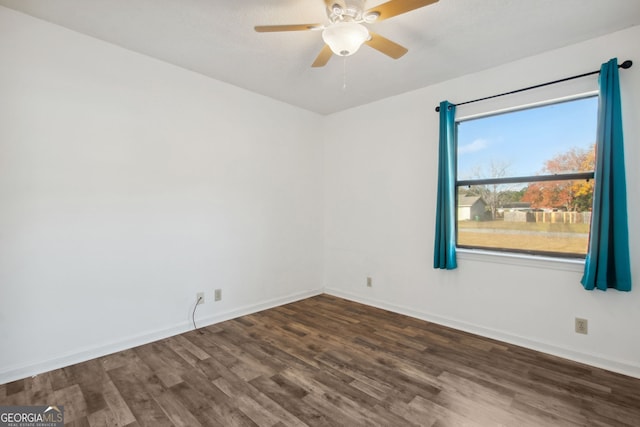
581;58;631;291
434;101;457;270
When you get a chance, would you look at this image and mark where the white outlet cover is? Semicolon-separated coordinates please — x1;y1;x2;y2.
575;318;588;334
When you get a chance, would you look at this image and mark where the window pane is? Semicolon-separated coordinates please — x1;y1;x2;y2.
456;96;598;257
457;182;592;256
458;97;598;179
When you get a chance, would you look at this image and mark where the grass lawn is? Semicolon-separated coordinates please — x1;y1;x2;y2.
458;220;590;234
458;220;589;255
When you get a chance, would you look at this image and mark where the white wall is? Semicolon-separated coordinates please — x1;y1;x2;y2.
324;25;640;378
0;7;323;383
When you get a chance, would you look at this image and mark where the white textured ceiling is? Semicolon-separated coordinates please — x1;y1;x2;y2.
1;0;639;114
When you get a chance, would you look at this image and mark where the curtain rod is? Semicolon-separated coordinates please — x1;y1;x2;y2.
435;59;633;112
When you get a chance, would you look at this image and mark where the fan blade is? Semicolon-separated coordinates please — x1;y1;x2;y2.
312;45;333;67
365;32;408;59
255;24;322;32
365;0;438;21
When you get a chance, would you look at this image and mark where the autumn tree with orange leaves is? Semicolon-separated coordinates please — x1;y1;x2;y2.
522;145;595;211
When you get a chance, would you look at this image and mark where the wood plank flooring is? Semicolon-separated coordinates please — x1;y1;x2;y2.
2;294;639;426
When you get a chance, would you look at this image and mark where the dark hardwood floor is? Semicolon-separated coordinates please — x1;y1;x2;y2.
2;294;639;426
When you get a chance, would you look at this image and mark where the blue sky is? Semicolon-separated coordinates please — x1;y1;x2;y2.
457;96;598;179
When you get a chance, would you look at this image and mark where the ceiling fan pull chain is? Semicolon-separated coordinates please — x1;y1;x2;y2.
343;56;347;91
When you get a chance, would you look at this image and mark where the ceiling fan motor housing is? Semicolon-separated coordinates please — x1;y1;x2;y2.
329;0;366;23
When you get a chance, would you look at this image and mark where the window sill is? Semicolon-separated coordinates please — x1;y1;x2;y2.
456;248;585;273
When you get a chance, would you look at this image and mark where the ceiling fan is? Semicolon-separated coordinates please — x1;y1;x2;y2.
255;0;439;67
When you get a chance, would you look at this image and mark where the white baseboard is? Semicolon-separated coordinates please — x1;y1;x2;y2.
0;288;323;385
324;288;640;380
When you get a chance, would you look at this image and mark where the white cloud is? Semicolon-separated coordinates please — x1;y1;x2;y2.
458;138;488;154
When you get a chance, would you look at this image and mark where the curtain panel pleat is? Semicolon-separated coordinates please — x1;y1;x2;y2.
581;58;632;291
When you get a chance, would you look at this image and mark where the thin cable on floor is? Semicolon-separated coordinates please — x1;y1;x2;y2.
192;296;205;334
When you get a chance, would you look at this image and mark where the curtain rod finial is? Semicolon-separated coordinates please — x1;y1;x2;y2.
620;60;633;69
435;104;455;113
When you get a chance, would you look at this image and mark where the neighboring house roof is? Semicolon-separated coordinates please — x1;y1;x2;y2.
503;202;531;209
458;196;487;207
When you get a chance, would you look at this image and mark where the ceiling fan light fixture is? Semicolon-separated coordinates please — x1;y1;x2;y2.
322;22;369;56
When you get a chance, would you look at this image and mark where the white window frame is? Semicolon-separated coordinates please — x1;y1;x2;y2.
453;91;599;269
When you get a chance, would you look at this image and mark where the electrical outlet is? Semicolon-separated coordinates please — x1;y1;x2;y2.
366;277;372;287
196;292;204;305
214;289;222;301
575;317;588;334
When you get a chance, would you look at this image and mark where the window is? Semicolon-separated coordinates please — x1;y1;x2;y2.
456;96;598;258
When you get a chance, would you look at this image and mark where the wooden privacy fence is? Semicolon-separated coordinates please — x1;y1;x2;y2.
504;211;592;224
